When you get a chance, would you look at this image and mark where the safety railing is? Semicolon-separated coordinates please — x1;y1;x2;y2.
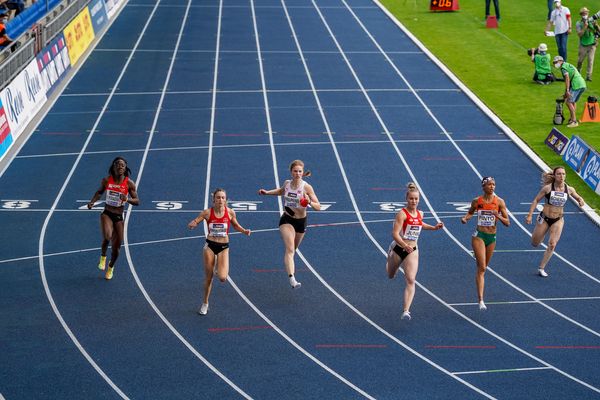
0;0;90;90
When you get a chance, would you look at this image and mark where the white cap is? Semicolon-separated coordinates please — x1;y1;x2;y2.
539;43;548;52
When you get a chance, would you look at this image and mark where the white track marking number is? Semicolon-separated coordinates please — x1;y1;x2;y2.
2;200;38;209
228;201;260;211
375;202;405;212
153;201;187;210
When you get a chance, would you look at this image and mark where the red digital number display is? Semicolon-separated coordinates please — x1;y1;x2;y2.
430;0;456;11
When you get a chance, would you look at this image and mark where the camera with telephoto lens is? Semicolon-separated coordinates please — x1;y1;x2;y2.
591;10;600;20
527;47;539;56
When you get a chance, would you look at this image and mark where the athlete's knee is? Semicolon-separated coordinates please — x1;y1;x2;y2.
547;241;557;251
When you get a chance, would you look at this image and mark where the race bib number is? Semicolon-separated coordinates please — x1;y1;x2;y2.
477;210;495;227
105;190;124;207
549;191;567;207
209;223;228;237
402;225;422;241
284;192;300;208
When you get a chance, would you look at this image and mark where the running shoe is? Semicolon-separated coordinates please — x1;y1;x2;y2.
98;255;106;271
401;311;411;320
567;120;579;128
198;303;209;315
105;266;114;280
289;275;302;289
538;268;548;277
478;301;487;311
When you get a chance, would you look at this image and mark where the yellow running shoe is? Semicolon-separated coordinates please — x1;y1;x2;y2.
98;255;107;271
105;266;114;280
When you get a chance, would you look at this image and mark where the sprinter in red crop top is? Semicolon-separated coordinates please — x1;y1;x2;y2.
258;159;321;289
525;166;584;277
87;157;139;280
385;183;443;321
188;188;251;315
461;177;509;311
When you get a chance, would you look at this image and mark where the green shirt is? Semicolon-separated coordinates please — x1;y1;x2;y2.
561;62;586;90
576;19;598;47
534;53;552;77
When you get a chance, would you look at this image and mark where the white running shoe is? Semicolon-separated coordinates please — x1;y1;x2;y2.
478;301;487;311
198;303;209;315
289;275;302;289
538;269;548;277
401;311;411;320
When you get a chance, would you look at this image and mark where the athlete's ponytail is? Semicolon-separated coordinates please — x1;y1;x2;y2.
405;182;419;199
542;166;565;186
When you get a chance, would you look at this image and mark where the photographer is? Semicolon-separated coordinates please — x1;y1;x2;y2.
529;43;556;84
553;55;586;128
576;7;599;81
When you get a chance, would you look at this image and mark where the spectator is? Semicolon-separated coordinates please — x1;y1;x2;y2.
0;9;12;49
530;43;556;84
485;0;500;21
546;0;572;61
576;7;598;81
553;55;586;127
5;0;24;17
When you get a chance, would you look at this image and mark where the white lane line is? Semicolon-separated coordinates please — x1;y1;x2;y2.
280;0;496;398
313;0;600;394
453;367;553;376
120;0;252;397
13;138;511;159
450;296;600;307
338;0;600;338
60;87;457;97
36;0;171;398
244;0;374;397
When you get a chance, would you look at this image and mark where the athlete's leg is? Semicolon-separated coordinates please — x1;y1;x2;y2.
215;248;229;283
402;251;419;313
100;213;113;257
109;221;124;268
472;236;488;302
202;246;216;305
386;245;402;279
531;217;549;247
280;224;298;276
539;218;564;270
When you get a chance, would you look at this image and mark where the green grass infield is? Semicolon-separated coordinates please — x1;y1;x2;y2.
379;0;600;212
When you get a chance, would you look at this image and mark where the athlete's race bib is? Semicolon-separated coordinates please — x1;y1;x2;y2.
209;223;228;237
106;190;124;207
477;210;496;227
284;192;300;208
549;191;567;207
402;225;422;241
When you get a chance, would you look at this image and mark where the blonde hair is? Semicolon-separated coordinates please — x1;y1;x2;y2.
289;159;311;177
405;182;419;199
542;166;566;186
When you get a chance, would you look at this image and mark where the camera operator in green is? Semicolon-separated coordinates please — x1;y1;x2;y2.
529;43;555;84
553;55;587;127
576;7;599;81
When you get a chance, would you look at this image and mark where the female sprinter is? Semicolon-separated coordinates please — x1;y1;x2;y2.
258;160;321;288
461;177;510;311
188;188;251;315
525;166;584;277
386;183;443;320
87;157;140;280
